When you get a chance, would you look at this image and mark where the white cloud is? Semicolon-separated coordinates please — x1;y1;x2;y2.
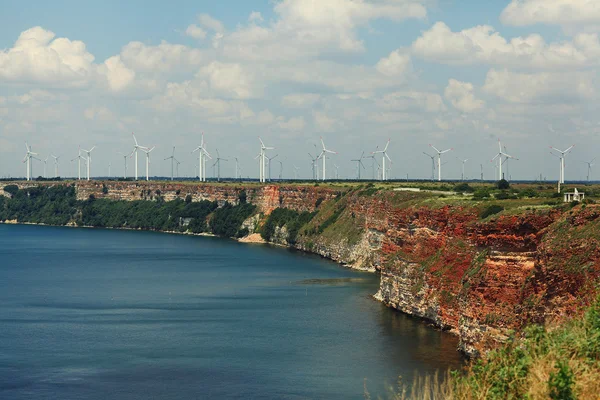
84;106;114;121
376;49;412;77
483;68;596;103
444;79;484;112
278;116;306;131
501;0;600;29
377;91;446;113
196;62;261;99
119;41;203;72
99;55;135;92
249;12;264;23
281;93;321;108
0;26;94;86
198;14;225;33
185;24;207;40
412;21;600;69
313;111;337;132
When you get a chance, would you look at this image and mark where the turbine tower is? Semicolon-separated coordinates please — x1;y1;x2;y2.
318;137;337;181
192;133;211;182
429;144;453;181
293;165;300;180
43;156;49;179
117;151;130;179
457;158;468;181
234;157;241;180
491;139;517;181
140;146;155;181
164;146;179;181
71;146;87;181
50;154;60;178
212;149;228;182
351;152;366;180
81;146;96;181
258;137;274;183
334;163;340;180
550;145;575;184
308;153;318;180
131;133;150;181
373;139;392;181
22;142;38;181
422;152;435;181
266;154;278;182
583;158;595;182
278;160;283;180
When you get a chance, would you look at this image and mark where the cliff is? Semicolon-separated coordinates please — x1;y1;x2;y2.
2;180;599;357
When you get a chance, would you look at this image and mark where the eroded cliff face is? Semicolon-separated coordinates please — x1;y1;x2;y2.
4;181;598;356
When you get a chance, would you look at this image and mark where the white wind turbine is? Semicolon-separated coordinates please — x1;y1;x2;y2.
164;146;180;181
43;156;49;179
334;163;340;180
50;154;60;178
258;137;275;183
22;142;39;181
81;146;96;181
318;137;337;181
308;152;318;180
266;154;278;182
293;165;300;180
117;151;131;179
373;139;392;181
212;149;228;182
71;146;88;181
549;145;575;184
491;139;517;181
457;157;468;181
192;133;211;182
140;146;155;181
131;132;150;181
422;152;436;181
351;152;366;180
429;144;453;181
234;157;241;180
583;158;595;182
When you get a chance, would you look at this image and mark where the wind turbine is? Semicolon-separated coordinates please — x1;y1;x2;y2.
22;142;39;181
50;154;60;178
266;154;278;182
131;133;150;181
164;146;178;181
422;152;436;181
140;146;155;181
457;157;468;181
258;137;275;183
583;158;595;182
43;156;49;179
81;146;96;181
278;160;283;180
234;157;241;180
212;149;228;182
308;153;318;180
334;163;340;180
192;133;212;182
293;165;300;180
175;159;181;178
429;144;453;181
351;152;366;180
318;137;337;181
117;151;131;179
373;139;392;181
550;145;575;184
71;146;87;181
491;139;517;181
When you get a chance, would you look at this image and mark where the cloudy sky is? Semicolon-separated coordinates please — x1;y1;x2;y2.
1;0;599;181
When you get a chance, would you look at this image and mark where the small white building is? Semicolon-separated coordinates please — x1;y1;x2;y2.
564;188;585;203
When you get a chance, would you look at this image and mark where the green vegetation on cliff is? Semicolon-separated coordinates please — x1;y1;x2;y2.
0;185;253;237
373;298;600;399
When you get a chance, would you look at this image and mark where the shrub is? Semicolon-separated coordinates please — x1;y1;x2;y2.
473;188;491;200
497;179;510;189
185;194;192;204
454;183;474;193
238;190;247;204
102;184;109;194
548;361;575;400
3;185;18;197
481;204;504;219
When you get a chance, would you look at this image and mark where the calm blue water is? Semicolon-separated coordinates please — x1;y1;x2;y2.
0;224;462;399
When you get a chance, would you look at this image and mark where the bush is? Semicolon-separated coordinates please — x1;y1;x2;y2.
473;188;491;200
3;185;18;197
209;202;256;237
102;184;109;194
454;183;474;193
497;179;510;189
548;361;575;400
481;204;504;219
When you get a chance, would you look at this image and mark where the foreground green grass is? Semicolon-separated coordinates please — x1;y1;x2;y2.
368;298;600;400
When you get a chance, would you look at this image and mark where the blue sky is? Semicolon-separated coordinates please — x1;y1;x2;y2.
1;0;599;181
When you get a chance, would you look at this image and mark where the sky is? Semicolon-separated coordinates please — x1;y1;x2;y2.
1;0;599;181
